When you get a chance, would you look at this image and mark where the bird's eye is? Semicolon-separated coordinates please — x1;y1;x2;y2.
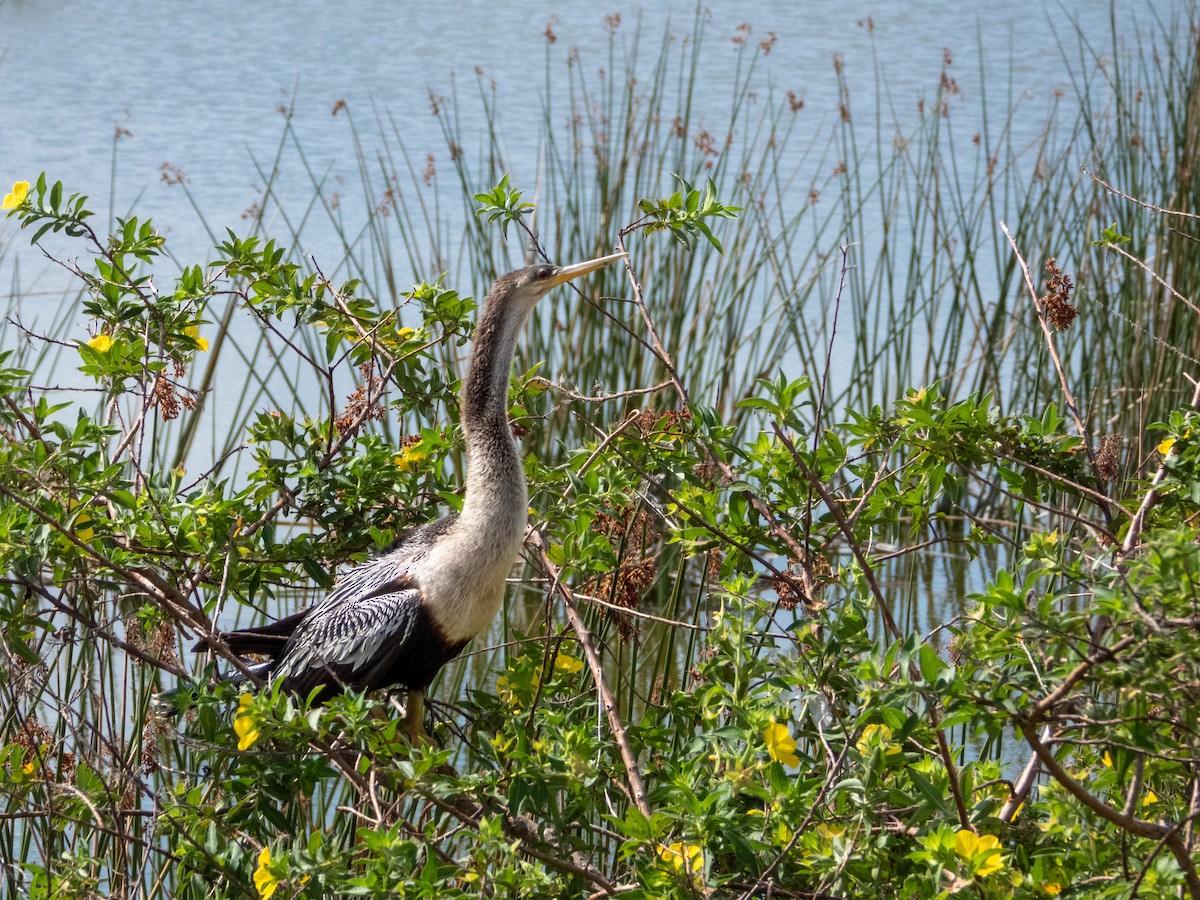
537;266;554;279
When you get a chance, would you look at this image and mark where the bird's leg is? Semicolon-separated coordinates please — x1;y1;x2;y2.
402;689;431;744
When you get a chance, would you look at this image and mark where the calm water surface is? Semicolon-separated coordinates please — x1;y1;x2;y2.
1;1;1174;281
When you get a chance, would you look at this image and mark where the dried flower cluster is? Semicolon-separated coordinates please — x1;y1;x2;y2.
1042;258;1078;331
1094;432;1122;483
334;363;386;434
154;375;180;420
586;508;661;644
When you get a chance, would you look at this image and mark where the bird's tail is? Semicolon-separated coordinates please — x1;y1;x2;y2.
156;610;308;714
190;608;308;657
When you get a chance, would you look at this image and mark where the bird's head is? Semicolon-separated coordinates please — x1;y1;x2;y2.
492;251;627;314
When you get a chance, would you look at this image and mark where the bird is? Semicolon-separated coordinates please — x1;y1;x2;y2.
197;252;626;741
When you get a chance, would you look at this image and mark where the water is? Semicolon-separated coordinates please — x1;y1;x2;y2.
1;1;1173;280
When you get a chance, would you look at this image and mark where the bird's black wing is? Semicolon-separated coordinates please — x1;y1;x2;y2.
270;573;425;697
203;516;461;698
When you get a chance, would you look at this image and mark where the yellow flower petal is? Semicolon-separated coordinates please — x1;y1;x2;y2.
1142;790;1158;806
74;512;94;543
763;720;800;767
956;829;1005;877
185;325;209;352
2;180;30;209
22;761;35;775
1044;883;1062;895
395;444;427;472
253;846;280;899
956;828;979;860
1102;751;1113;768
657;842;703;874
234;693;260;751
554;653;584;675
88;333;113;353
1158;436;1176;456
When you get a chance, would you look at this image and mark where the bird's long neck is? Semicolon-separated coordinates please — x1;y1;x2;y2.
456;292;529;557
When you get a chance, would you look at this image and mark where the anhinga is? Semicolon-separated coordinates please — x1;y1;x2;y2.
205;252;625;739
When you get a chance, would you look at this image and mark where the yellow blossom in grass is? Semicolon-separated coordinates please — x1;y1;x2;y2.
657;842;703;875
2;180;30;209
763;719;800;767
1043;883;1062;895
233;693;260;751
253;846;281;900
856;722;901;756
955;829;1005;877
554;653;584;675
87;333;113;353
185;325;209;352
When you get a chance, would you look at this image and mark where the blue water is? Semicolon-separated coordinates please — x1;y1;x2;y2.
1;0;1174;283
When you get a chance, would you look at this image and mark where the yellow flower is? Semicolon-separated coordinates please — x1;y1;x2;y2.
554;653;584;675
395;443;427;472
955;829;1005;877
856;722;901;756
1102;751;1113;768
1044;884;1062;895
253;846;281;900
185;325;209;352
74;512;94;542
657;842;703;875
816;823;845;842
233;693;260;751
2;180;30;209
495;674;516;707
1158;436;1176;456
763;719;800;767
397;326;416;341
22;760;35;776
87;333;113;353
1142;790;1158;807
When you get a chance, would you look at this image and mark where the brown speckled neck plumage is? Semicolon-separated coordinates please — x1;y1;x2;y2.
456;271;532;561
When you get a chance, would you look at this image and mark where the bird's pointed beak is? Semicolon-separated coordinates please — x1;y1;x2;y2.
549;251;627;287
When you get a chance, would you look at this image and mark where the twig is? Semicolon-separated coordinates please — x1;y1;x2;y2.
614;232;690;405
1123;377;1200;554
420;791;618;894
526;528;652;821
813;244;852;449
1021;722;1200;899
533;377;674;404
1084;168;1200;221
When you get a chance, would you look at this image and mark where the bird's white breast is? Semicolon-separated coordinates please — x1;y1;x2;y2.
415;503;526;642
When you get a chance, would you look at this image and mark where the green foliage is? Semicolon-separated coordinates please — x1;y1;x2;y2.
1092;221;1132;248
632;175;742;253
471;174;534;239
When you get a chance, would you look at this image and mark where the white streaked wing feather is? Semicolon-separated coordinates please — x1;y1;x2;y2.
275;588;423;679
